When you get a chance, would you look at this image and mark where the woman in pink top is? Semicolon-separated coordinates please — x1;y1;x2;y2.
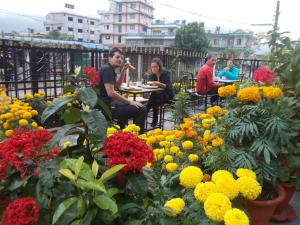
196;53;220;105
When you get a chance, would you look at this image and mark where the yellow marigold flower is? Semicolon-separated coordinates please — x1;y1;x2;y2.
34;93;41;98
5;129;14;137
236;168;256;180
194;182;217;202
31;110;38;116
179;166;203;188
38;91;45;96
146;136;157;145
145;162;153;169
24;93;34;100
176;151;184;158
170;146;180;154
164;198;185;217
224;208;249;225
63;141;72;148
237;87;260;103
38;126;44;130
3;121;10;129
107;127;119;137
237;177;262;200
204;193;232;222
18;119;28;127
164;155;173;163
166;163;178;173
203;130;211;142
165;135;175;142
212;137;224;147
188;154;199;162
212;170;233;183
182;140;193;150
5;112;14;120
31;122;38;128
262;86;282;100
138;134;147;141
22;112;32;119
207;106;222;115
218;85;237;97
199;113;211;119
204;145;213;152
215;177;239;200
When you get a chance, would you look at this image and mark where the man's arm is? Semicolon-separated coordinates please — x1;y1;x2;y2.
115;63;132;88
207;69;219;88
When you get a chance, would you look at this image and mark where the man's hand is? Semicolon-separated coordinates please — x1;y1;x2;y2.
129;101;144;108
150;81;160;86
121;63;135;72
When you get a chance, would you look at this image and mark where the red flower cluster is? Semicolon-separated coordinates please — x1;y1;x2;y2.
0;129;60;179
83;66;100;87
103;132;154;173
2;197;39;225
253;66;275;84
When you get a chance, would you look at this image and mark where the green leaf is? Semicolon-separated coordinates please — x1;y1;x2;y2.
75;156;84;177
123;220;143;225
63;107;82;124
81;110;107;139
8;178;27;191
52;197;78;224
77;87;97;108
71;220;81;225
41;96;75;123
99;164;125;182
107;188;119;197
77;198;86;218
59;169;76;181
76;179;106;193
60;159;94;181
64;85;76;93
97;98;112;121
93;195;118;215
78;209;94;225
127;173;148;196
46;124;79;149
92;160;99;178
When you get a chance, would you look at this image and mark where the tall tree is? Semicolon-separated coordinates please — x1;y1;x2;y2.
174;22;210;52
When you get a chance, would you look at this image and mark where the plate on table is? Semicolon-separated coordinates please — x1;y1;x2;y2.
143;85;159;89
124;86;143;91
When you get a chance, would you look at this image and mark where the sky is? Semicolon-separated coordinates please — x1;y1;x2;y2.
0;0;299;39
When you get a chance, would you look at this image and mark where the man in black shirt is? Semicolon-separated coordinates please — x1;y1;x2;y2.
99;47;147;133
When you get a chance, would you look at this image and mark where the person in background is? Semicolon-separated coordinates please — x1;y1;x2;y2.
146;58;174;127
98;47;147;133
217;59;239;80
196;53;220;105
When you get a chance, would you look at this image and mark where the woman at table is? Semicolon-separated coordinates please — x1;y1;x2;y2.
217;60;239;80
146;58;174;127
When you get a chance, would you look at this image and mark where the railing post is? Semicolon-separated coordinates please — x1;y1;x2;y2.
29;48;38;94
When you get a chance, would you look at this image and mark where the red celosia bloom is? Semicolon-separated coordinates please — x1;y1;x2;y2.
253;67;275;84
2;197;39;225
0;129;60;179
83;66;100;87
103;132;154;173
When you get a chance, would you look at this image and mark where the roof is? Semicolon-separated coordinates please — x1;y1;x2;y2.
149;24;181;28
46;11;100;21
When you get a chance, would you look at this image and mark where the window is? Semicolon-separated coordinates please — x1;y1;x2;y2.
118;3;122;12
237;38;242;45
130;3;136;9
105;25;110;30
130;25;135;30
90;21;94;25
90;31;95;34
130;14;135;19
68;17;73;21
118;36;122;43
168;28;174;33
57;26;62;31
106;35;111;40
68;27;73;31
213;39;219;45
118;15;122;22
104;15;110;20
46;27;50;31
78;38;83;42
142;26;147;32
118;25;122;32
78;29;83;33
78;18;83;23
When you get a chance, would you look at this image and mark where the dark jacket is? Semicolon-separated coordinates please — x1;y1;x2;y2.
148;70;174;101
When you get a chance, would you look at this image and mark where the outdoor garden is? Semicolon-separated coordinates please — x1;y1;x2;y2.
0;32;299;225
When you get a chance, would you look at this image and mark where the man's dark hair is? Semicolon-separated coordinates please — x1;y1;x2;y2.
109;47;123;58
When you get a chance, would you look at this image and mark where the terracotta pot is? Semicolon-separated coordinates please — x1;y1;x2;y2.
271;182;296;222
247;184;286;225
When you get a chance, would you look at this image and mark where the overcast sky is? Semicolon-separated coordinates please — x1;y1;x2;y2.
0;0;299;39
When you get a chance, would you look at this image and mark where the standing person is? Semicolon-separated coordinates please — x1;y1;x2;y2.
196;53;220;105
98;47;147;133
146;58;174;127
217;59;239;80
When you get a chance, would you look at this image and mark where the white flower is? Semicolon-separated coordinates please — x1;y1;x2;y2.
81;103;91;112
75;65;81;75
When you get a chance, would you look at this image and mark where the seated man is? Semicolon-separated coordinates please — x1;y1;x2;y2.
217;60;239;80
196;53;220;105
98;47;147;133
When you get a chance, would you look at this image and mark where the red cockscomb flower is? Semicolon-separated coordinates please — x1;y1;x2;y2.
253;67;275;84
103;132;154;173
83;66;100;87
2;197;39;225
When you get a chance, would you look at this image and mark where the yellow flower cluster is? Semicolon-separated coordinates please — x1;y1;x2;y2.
236;168;256;180
164;198;185;217
194;181;217;202
262;86;282;100
237;176;262;200
218;85;237;97
188;154;199;162
224;208;249;225
182;140;194;150
123;124;140;136
237;87;261;103
24;91;45;100
207;106;227;117
107;125;120;137
204;193;232;221
166;163;178;172
179;166;203;188
0;87;10;113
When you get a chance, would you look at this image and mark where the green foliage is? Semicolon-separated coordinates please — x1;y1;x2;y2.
174;22;210;52
172;92;192;125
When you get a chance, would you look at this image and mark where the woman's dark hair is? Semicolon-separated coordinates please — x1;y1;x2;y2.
109;47;123;58
151;57;163;72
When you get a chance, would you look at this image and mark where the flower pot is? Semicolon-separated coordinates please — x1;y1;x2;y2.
247;184;286;225
271;182;296;222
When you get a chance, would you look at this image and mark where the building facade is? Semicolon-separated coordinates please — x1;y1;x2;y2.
98;0;154;46
44;12;101;43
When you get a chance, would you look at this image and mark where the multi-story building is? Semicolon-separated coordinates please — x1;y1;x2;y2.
98;0;154;46
44;12;101;43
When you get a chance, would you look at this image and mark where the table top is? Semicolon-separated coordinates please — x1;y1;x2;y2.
215;77;239;83
118;85;164;94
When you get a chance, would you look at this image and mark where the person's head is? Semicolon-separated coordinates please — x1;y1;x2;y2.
227;60;234;68
108;47;123;67
205;53;217;66
151;57;163;74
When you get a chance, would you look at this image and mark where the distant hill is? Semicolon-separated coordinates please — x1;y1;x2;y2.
0;14;44;33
